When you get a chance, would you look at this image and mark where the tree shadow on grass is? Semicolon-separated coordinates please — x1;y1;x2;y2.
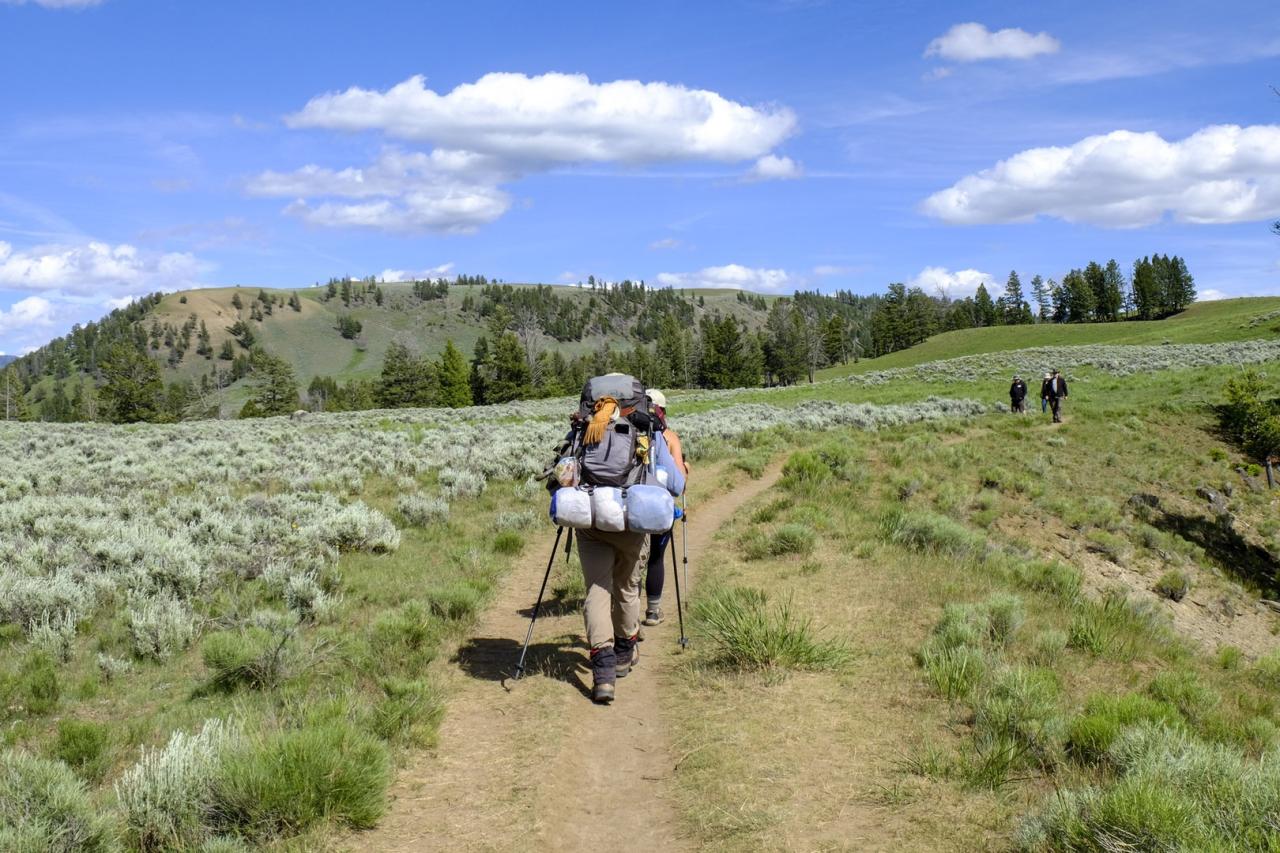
1153;510;1280;595
454;635;591;698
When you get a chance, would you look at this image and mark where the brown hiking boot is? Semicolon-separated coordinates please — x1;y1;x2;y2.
590;646;616;704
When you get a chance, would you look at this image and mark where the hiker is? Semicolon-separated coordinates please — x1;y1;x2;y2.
1046;369;1069;423
1040;372;1052;414
549;374;685;704
641;389;690;627
1009;375;1027;414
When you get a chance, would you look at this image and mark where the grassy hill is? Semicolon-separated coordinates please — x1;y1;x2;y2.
820;297;1280;379
148;281;770;386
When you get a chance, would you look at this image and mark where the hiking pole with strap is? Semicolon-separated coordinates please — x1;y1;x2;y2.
671;518;688;648
513;525;565;680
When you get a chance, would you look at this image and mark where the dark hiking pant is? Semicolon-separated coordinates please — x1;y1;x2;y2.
1050;398;1062;422
644;531;671;604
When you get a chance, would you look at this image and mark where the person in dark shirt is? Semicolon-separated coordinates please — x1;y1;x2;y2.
1009;376;1028;414
1046;369;1069;423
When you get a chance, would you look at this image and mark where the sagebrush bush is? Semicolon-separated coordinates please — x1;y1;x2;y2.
1147;670;1220;722
27;610;77;663
126;595;196;661
0;749;117;853
116;718;242;852
694;586;850;672
17;652;60;715
395;494;449;527
210;722;390;840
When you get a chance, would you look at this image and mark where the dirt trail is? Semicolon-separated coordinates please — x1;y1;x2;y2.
356;463;784;852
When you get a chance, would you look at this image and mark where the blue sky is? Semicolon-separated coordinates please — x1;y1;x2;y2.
1;0;1278;355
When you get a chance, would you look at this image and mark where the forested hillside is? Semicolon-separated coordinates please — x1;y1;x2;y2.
2;277;877;422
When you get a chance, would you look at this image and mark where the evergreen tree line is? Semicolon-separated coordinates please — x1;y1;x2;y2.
869;255;1195;357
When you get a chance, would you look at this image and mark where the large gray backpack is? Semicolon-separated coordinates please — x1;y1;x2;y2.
574;374;652;487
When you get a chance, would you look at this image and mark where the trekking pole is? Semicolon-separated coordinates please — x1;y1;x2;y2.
513;526;565;680
671;522;688;648
680;494;689;598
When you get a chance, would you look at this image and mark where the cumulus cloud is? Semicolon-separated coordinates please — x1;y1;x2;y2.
925;23;1060;62
378;263;455;282
257;72;797;233
910;266;996;299
0;241;204;296
649;238;683;250
289;73;796;164
655;264;795;293
922;124;1280;227
1199;289;1228;301
0;296;56;334
748;154;801;180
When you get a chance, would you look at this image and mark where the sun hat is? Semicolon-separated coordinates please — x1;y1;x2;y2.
646;389;667;409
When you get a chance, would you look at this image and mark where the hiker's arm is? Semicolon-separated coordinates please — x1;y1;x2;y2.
653;432;686;496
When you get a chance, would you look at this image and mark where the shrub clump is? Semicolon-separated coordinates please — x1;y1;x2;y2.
694;586;850;672
1065;693;1182;766
395;494;449;527
882;508;987;560
1018;722;1280;851
1012;560;1082;602
769;523;816;557
1153;570;1192;602
209;722;390;841
126;595;196;661
201;628;291;692
0;749;117;853
53;719;113;783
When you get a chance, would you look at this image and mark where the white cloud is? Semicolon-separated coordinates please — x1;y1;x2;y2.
748;154;801;181
922;124;1280;227
0;240;204;296
909;266;996;299
378;263;454;282
1199;288;1228;301
655;264;796;293
258;72;797;234
0;296;56;334
649;238;683;250
289;73;796;165
925;23;1060;62
0;0;103;7
813;264;853;277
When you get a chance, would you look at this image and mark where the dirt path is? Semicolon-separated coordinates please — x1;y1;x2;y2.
355;463;784;852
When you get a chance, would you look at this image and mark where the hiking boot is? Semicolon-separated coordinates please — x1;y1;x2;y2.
615;634;639;678
642;605;664;626
590;646;616;704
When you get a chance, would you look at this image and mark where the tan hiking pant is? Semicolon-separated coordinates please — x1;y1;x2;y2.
577;527;645;649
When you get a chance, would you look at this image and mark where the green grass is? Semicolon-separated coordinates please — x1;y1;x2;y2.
819;297;1280;380
692;586;851;672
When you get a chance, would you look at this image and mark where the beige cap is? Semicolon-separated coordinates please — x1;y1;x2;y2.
646;389;667;409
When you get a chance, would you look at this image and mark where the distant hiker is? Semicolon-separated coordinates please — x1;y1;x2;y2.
1040;373;1052;414
1009;376;1027;414
545;374;685;704
1046;369;1069;423
641;389;690;627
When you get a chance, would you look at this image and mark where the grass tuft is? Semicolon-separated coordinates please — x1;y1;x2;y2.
693;586;850;672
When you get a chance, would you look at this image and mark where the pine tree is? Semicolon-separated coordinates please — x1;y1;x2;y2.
99;342;164;423
340;279;352;307
1029;275;1050;322
1002;271;1028;324
487;332;532;403
247;349;299;416
436;340;472;408
1132;257;1159;320
469;335;491;405
823;313;848;364
377;341;435;408
655;315;688;388
974;283;998;327
1061;269;1097;323
1100;260;1125;321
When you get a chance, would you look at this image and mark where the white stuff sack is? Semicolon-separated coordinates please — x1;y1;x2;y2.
550;486;593;529
626;484;675;534
591;486;627;532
